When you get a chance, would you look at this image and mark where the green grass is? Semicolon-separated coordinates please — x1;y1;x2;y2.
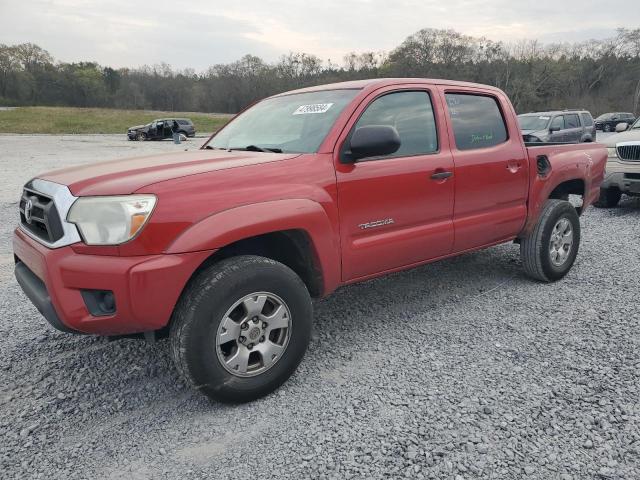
0;107;231;134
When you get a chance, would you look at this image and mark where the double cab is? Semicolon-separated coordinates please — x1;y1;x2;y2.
14;79;606;402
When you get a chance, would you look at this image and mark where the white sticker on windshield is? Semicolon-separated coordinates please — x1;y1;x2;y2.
293;103;334;115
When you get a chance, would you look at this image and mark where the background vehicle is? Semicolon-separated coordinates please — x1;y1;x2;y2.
518;110;596;143
595;116;640;207
14;79;606;403
127;118;195;141
595;112;636;132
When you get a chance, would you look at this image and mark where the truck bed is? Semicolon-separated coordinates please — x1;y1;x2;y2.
521;141;607;234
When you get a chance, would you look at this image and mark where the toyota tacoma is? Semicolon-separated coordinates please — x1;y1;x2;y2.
14;79;607;402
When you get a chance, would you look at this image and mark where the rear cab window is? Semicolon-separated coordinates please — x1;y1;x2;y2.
445;93;508;150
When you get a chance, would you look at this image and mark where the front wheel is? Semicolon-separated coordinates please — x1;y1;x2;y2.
520;199;580;282
594;188;622;208
170;255;312;403
136;132;147;141
603;124;612;132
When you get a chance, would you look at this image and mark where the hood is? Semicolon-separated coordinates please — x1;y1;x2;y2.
601;129;640;147
128;124;146;131
39;149;301;196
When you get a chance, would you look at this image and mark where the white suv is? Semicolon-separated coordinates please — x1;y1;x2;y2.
597;118;640;207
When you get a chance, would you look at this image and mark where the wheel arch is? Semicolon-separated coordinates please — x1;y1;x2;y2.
548;178;585;207
166;199;342;298
520;176;586;237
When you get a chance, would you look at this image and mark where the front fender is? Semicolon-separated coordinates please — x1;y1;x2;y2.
165;198;342;295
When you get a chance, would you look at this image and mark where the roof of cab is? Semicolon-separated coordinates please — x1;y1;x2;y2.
274;78;504;97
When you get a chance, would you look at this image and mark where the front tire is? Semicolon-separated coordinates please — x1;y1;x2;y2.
604;124;612;132
520;199;580;282
170;255;312;403
136;132;147;141
594;188;622;208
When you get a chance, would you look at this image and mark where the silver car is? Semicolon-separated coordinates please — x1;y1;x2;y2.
518;110;596;143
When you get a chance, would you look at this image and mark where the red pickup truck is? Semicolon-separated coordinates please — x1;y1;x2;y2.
14;79;606;402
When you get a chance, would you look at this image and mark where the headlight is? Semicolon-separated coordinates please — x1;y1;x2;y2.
607;147;618;158
67;195;156;245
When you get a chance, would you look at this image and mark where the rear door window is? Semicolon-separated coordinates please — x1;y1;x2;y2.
445;93;508;150
565;114;580;128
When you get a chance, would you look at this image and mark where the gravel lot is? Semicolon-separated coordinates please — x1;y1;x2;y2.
0;134;638;480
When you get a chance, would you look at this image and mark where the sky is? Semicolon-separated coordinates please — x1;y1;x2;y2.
1;0;637;70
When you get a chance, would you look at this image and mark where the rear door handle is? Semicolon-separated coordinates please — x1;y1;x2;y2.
507;160;523;173
430;171;453;180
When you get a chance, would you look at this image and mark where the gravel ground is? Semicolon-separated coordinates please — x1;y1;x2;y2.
0;134;638;480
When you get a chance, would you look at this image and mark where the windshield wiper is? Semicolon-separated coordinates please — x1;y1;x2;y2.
230;145;283;153
204;145;227;150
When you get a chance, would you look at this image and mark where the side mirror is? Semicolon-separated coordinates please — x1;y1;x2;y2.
346;125;401;162
615;122;629;133
549;125;561;133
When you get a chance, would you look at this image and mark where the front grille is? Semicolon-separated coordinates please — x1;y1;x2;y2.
19;187;64;243
617;143;640;162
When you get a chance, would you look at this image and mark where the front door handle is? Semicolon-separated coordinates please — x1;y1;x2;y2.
430;171;453;180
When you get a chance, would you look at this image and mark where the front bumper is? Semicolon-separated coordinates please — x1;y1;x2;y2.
601;158;640;194
13;228;213;335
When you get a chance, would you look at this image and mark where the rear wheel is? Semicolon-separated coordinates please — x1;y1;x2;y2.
520;199;580;282
170;255;312;403
594;188;622;208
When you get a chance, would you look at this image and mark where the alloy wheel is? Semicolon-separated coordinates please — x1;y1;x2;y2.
215;292;292;378
549;217;574;266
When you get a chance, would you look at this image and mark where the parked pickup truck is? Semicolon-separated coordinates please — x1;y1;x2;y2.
14;79;606;402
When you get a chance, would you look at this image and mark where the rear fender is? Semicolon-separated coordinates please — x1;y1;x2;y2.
522;160;587;237
166;199;341;295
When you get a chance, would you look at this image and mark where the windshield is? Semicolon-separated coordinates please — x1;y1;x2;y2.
631;117;640;129
518;115;551;131
205;89;360;153
595;113;613;120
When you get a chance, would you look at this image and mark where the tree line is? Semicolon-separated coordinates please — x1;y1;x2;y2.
1;28;639;115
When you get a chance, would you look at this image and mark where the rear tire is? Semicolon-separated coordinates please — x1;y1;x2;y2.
170;255;312;403
520;199;580;282
594;188;622;208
